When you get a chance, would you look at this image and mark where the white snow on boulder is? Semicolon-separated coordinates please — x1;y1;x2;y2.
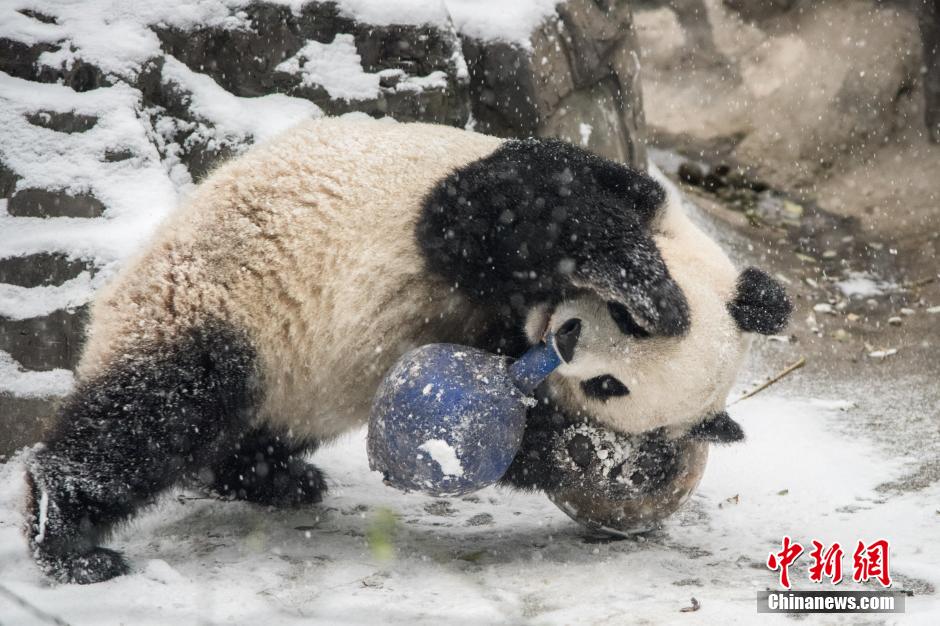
0;74;168;214
0;350;75;398
445;0;559;48
0;273;100;321
162;56;321;146
336;0;562;46
0;73;174;265
0;1;232;79
276;35;453;101
836;271;896;298
277;34;382;101
334;0;451;28
0;53;318;322
390;70;450;93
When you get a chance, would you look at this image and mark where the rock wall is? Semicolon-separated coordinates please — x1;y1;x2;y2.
0;0;647;457
635;0;928;188
463;0;648;166
915;0;940;142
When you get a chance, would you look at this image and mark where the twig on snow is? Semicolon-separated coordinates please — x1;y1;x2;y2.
905;276;936;289
729;356;806;406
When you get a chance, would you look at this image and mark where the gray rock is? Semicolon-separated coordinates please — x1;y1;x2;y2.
0;159;19;198
915;0;940;143
0;306;88;372
16;8;57;24
461;0;647;168
0;394;57;459
25;110;98;134
722;0;796;22
541;80;643;166
103;148;135;162
156;2;469;127
155;3;306;99
637;0;924;188
634;0;729;70
35;52;111;93
7;188;106;218
0;253;96;288
151;78;249;182
2;9;101;92
0;37;57;83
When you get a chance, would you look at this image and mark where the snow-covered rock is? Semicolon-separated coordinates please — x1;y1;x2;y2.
0;0;647;455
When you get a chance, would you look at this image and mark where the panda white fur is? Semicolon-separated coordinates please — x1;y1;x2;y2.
24;117;790;583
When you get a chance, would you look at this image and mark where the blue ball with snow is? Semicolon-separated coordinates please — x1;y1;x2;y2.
367;338;563;496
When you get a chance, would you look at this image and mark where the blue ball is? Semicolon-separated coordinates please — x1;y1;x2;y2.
367;342;558;496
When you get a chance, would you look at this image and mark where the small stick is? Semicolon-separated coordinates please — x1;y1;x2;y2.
906;276;936;289
729;356;806;406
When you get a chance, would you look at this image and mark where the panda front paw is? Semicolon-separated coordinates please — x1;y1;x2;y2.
37;547;130;585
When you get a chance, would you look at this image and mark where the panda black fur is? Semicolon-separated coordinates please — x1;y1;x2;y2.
24;117;790;584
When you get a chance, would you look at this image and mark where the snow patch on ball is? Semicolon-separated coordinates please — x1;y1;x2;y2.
417;439;464;477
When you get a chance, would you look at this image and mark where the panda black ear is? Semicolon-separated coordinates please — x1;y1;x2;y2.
688;411;744;444
728;267;792;334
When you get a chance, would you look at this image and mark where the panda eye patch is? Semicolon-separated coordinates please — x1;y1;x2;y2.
581;375;630;400
607;302;650;338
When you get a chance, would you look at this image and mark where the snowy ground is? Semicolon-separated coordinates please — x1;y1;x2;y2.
2;384;938;624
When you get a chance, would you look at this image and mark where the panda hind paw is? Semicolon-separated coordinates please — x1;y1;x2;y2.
38;547;130;585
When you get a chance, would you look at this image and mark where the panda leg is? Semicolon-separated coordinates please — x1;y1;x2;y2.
204;427;327;506
24;323;257;584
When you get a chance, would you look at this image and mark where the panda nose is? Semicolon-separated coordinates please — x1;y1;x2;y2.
555;318;581;363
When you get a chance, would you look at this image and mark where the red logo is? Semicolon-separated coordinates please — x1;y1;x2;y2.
767;536;804;589
808;541;844;584
852;539;892;587
767;537;891;588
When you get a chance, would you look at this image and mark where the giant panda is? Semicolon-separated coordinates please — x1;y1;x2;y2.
24;116;790;584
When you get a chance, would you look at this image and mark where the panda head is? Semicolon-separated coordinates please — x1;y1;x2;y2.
525;193;792;442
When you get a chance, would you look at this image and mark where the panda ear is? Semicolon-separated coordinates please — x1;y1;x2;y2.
728;267;792;334
688;411;744;444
